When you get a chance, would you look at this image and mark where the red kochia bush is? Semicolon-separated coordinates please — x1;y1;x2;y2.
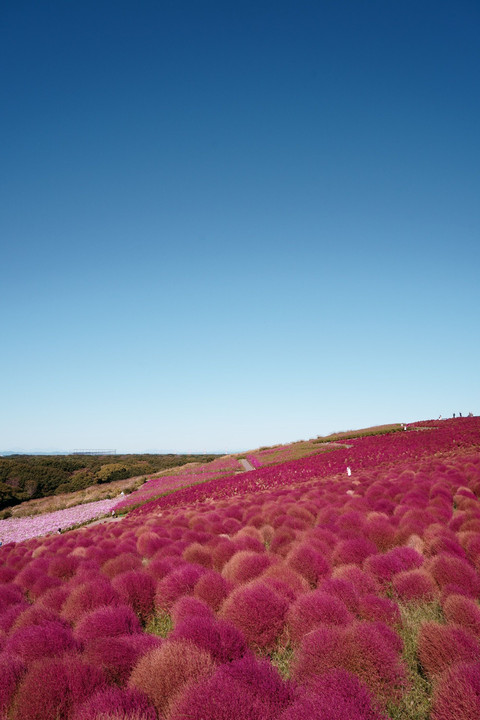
194;570;230;610
431;661;480;720
0;653;25;717
278;668;387;720
286;543;330;586
0;601;29;632
0;584;24;613
221;580;288;651
4;620;77;663
333;566;379;596
171;595;214;625
11;655;107;720
129;640;215;716
429;554;480;598
292;621;407;703
62;578;121;624
418;622;479;677
169;654;295;720
318;577;360;613
102;553;142;579
332;538;378;567
112;570;155;624
222;551;272;585
71;686;158;720
392;570;437;602
155;565;205;611
443;594;480;638
82;633;161;685
287;590;353;643
171;614;248;664
74;604;142;643
358;595;401;627
364;547;423;586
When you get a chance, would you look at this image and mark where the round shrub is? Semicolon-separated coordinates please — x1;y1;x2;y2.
418;622;479;677
62;578;120;624
358;595;401;627
429;554;480;598
194;570;229;611
278;668;386;720
5;620;77;663
112;570;155;624
170;597;211;629
155;565;205;611
222;551;272;585
431;661;480;720
221;580;288;651
292;621;407;703
71;686;158;720
0;653;25;717
169;654;294;720
332;539;378;567
364;547;423;586
102;553;142;579
74;605;142;643
392;570;437;602
11;655;107;720
129;640;215;716
286;543;330;586
443;594;480;638
287;590;353;643
82;634;161;685
171;614;248;664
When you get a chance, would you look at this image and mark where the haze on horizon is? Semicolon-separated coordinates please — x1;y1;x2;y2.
1;1;479;454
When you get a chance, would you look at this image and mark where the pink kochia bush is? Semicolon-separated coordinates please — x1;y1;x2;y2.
287;590;353;642
392;569;437;602
82;633;160;685
10;655;107;720
292;621;407;703
112;570;155;624
74;604;142;643
169;654;295;720
171;614;248;664
428;553;480;598
443;594;480;638
61;577;120;623
417;622;479;677
71;687;158;720
4;620;77;663
0;653;25;717
129;640;215;716
431;661;480;720
278;668;387;720
221;579;288;651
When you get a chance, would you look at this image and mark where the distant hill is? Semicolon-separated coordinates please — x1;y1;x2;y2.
0;453;219;510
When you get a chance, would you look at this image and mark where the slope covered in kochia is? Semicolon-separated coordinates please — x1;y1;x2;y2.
0;416;479;720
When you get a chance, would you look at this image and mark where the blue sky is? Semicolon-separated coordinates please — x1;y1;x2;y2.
1;1;479;452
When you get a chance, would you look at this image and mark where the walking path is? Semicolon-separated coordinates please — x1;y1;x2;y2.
239;458;256;472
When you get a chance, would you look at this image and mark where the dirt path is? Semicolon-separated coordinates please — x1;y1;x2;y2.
239;458;255;471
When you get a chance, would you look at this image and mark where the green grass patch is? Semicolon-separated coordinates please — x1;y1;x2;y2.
387;601;444;720
146;611;173;638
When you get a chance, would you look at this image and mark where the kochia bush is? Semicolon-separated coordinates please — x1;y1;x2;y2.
431;661;480;720
221;580;288;651
418;622;479;677
287;590;353;643
71;687;158;720
129;640;215;716
74;604;142;643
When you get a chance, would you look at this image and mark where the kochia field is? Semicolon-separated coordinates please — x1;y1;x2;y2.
1;416;479;720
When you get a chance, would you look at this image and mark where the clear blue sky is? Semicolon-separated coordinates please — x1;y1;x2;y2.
1;1;479;453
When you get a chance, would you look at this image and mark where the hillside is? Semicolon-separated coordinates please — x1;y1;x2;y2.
0;416;479;720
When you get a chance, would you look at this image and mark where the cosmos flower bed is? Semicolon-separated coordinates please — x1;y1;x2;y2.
0;498;120;544
0;416;479;720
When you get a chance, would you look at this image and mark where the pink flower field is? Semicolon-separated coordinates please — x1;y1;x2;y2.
1;416;480;720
